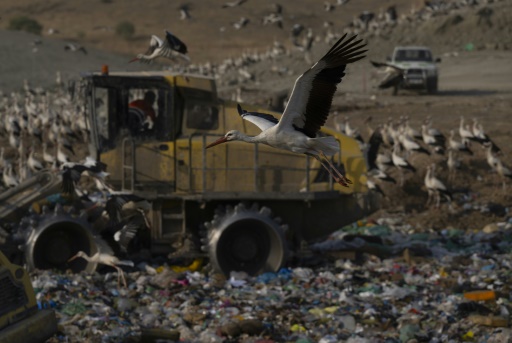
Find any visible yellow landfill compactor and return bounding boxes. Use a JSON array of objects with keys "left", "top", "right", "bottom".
[
  {"left": 80, "top": 69, "right": 378, "bottom": 275},
  {"left": 0, "top": 69, "right": 377, "bottom": 278},
  {"left": 0, "top": 251, "right": 57, "bottom": 343}
]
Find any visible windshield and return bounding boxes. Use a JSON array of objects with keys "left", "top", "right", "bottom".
[{"left": 394, "top": 49, "right": 433, "bottom": 62}]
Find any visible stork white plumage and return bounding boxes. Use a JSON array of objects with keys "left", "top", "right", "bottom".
[
  {"left": 60, "top": 156, "right": 109, "bottom": 195},
  {"left": 342, "top": 116, "right": 363, "bottom": 144},
  {"left": 424, "top": 164, "right": 452, "bottom": 208},
  {"left": 19, "top": 153, "right": 32, "bottom": 182},
  {"left": 369, "top": 60, "right": 404, "bottom": 92},
  {"left": 130, "top": 31, "right": 189, "bottom": 64},
  {"left": 369, "top": 168, "right": 396, "bottom": 184},
  {"left": 57, "top": 141, "right": 71, "bottom": 165},
  {"left": 391, "top": 143, "right": 416, "bottom": 186},
  {"left": 381, "top": 122, "right": 395, "bottom": 147},
  {"left": 399, "top": 132, "right": 430, "bottom": 156},
  {"left": 424, "top": 165, "right": 435, "bottom": 207},
  {"left": 459, "top": 116, "right": 476, "bottom": 145},
  {"left": 448, "top": 130, "right": 473, "bottom": 155},
  {"left": 8, "top": 131, "right": 19, "bottom": 150},
  {"left": 376, "top": 152, "right": 393, "bottom": 171},
  {"left": 472, "top": 118, "right": 501, "bottom": 154},
  {"left": 403, "top": 116, "right": 421, "bottom": 140},
  {"left": 447, "top": 150, "right": 461, "bottom": 182},
  {"left": 425, "top": 116, "right": 444, "bottom": 139},
  {"left": 27, "top": 148, "right": 44, "bottom": 173},
  {"left": 484, "top": 142, "right": 499, "bottom": 172},
  {"left": 2, "top": 164, "right": 19, "bottom": 188},
  {"left": 68, "top": 251, "right": 134, "bottom": 288},
  {"left": 64, "top": 43, "right": 87, "bottom": 54},
  {"left": 42, "top": 143, "right": 56, "bottom": 166},
  {"left": 27, "top": 115, "right": 43, "bottom": 143},
  {"left": 471, "top": 118, "right": 486, "bottom": 141},
  {"left": 0, "top": 148, "right": 6, "bottom": 170},
  {"left": 363, "top": 116, "right": 374, "bottom": 137},
  {"left": 495, "top": 159, "right": 512, "bottom": 190},
  {"left": 421, "top": 124, "right": 444, "bottom": 154},
  {"left": 205, "top": 34, "right": 367, "bottom": 187},
  {"left": 366, "top": 177, "right": 387, "bottom": 198},
  {"left": 179, "top": 4, "right": 191, "bottom": 20},
  {"left": 222, "top": 0, "right": 248, "bottom": 8}
]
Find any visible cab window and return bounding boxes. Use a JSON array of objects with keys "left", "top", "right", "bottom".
[{"left": 185, "top": 103, "right": 219, "bottom": 130}]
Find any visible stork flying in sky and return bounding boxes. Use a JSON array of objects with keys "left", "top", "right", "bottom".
[
  {"left": 130, "top": 30, "right": 189, "bottom": 64},
  {"left": 205, "top": 34, "right": 367, "bottom": 187}
]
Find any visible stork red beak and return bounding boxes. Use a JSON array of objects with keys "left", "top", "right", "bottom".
[
  {"left": 128, "top": 57, "right": 139, "bottom": 63},
  {"left": 206, "top": 137, "right": 228, "bottom": 149},
  {"left": 67, "top": 254, "right": 79, "bottom": 262}
]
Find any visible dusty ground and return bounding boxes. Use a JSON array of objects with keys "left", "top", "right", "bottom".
[
  {"left": 0, "top": 0, "right": 430, "bottom": 63},
  {"left": 1, "top": 0, "right": 512, "bottom": 232}
]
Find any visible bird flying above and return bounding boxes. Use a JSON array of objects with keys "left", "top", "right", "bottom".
[
  {"left": 130, "top": 30, "right": 189, "bottom": 64},
  {"left": 370, "top": 60, "right": 405, "bottom": 89},
  {"left": 105, "top": 192, "right": 149, "bottom": 224},
  {"left": 205, "top": 34, "right": 367, "bottom": 187},
  {"left": 222, "top": 0, "right": 248, "bottom": 8},
  {"left": 61, "top": 157, "right": 108, "bottom": 195},
  {"left": 64, "top": 43, "right": 87, "bottom": 54}
]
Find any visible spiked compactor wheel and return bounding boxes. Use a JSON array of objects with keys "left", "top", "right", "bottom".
[
  {"left": 20, "top": 205, "right": 112, "bottom": 273},
  {"left": 202, "top": 203, "right": 289, "bottom": 276}
]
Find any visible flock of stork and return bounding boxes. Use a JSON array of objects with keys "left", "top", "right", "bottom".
[
  {"left": 120, "top": 25, "right": 510, "bottom": 213},
  {"left": 337, "top": 112, "right": 508, "bottom": 208},
  {"left": 0, "top": 79, "right": 90, "bottom": 190},
  {"left": 142, "top": 0, "right": 503, "bottom": 80}
]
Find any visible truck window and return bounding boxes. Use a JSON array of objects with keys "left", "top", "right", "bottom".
[
  {"left": 185, "top": 103, "right": 219, "bottom": 130},
  {"left": 394, "top": 49, "right": 432, "bottom": 62},
  {"left": 94, "top": 88, "right": 109, "bottom": 142}
]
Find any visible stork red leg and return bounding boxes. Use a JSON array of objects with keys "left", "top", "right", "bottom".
[
  {"left": 319, "top": 151, "right": 352, "bottom": 185},
  {"left": 312, "top": 155, "right": 349, "bottom": 187},
  {"left": 112, "top": 265, "right": 127, "bottom": 289}
]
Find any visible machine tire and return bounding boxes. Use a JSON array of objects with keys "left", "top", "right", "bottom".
[
  {"left": 202, "top": 203, "right": 289, "bottom": 276},
  {"left": 21, "top": 205, "right": 112, "bottom": 273},
  {"left": 427, "top": 79, "right": 438, "bottom": 94}
]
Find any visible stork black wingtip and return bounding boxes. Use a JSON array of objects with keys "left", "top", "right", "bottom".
[{"left": 237, "top": 103, "right": 246, "bottom": 115}]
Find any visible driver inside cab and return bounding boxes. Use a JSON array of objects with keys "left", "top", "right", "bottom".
[{"left": 128, "top": 90, "right": 156, "bottom": 134}]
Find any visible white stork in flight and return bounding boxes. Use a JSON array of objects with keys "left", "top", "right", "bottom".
[
  {"left": 205, "top": 34, "right": 367, "bottom": 187},
  {"left": 130, "top": 30, "right": 189, "bottom": 64}
]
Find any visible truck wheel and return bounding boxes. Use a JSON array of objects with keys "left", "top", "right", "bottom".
[
  {"left": 21, "top": 205, "right": 112, "bottom": 273},
  {"left": 202, "top": 203, "right": 289, "bottom": 276},
  {"left": 427, "top": 80, "right": 438, "bottom": 94}
]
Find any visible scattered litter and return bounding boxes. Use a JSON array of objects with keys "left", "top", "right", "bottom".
[{"left": 28, "top": 216, "right": 512, "bottom": 342}]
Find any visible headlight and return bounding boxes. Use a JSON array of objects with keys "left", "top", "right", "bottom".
[{"left": 426, "top": 69, "right": 437, "bottom": 76}]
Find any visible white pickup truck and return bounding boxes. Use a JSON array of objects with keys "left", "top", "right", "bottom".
[{"left": 388, "top": 46, "right": 441, "bottom": 94}]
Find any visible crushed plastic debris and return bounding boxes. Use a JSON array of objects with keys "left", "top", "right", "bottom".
[{"left": 29, "top": 217, "right": 512, "bottom": 342}]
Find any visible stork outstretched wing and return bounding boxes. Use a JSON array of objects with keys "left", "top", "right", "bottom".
[
  {"left": 278, "top": 34, "right": 367, "bottom": 138},
  {"left": 237, "top": 104, "right": 279, "bottom": 132}
]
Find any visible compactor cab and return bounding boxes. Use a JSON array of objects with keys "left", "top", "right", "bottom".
[
  {"left": 82, "top": 70, "right": 377, "bottom": 276},
  {"left": 84, "top": 71, "right": 218, "bottom": 193}
]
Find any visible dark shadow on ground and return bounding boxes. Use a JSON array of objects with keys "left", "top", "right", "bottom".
[
  {"left": 434, "top": 89, "right": 498, "bottom": 96},
  {"left": 391, "top": 89, "right": 498, "bottom": 97}
]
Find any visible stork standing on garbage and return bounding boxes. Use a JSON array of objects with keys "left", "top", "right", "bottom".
[{"left": 68, "top": 251, "right": 134, "bottom": 288}]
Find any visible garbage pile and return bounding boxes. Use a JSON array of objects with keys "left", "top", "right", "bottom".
[{"left": 32, "top": 216, "right": 512, "bottom": 343}]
